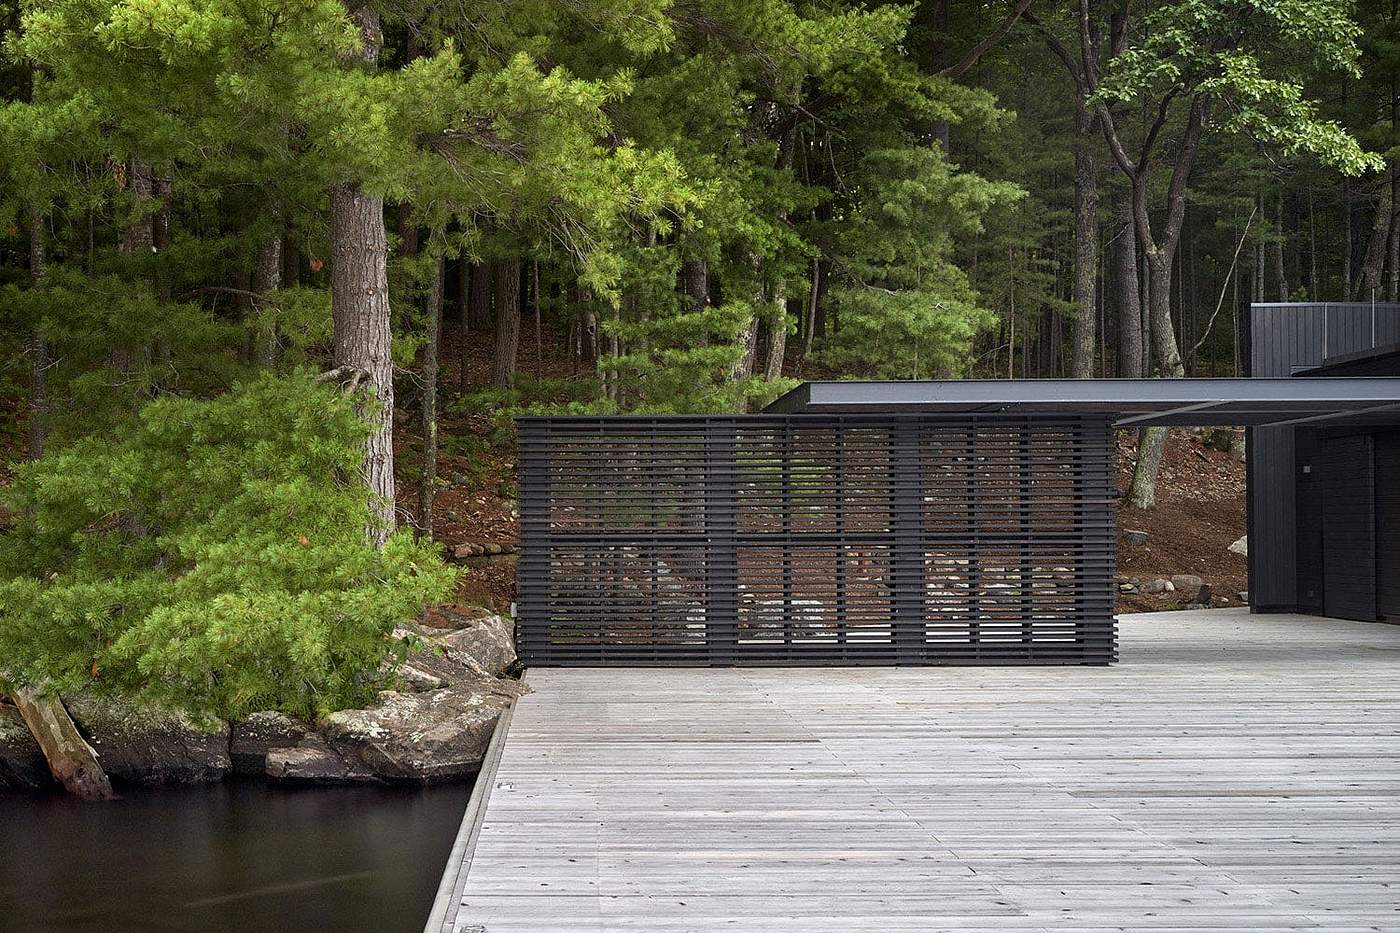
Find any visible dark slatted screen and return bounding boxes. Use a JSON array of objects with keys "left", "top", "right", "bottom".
[{"left": 518, "top": 415, "right": 1116, "bottom": 666}]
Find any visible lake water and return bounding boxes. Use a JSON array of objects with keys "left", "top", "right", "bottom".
[{"left": 0, "top": 780, "right": 470, "bottom": 932}]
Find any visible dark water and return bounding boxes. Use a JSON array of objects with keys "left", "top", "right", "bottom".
[{"left": 0, "top": 780, "right": 470, "bottom": 933}]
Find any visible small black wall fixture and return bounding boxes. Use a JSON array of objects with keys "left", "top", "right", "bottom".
[{"left": 517, "top": 414, "right": 1117, "bottom": 666}]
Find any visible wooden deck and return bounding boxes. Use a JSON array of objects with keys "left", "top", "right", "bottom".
[{"left": 434, "top": 610, "right": 1400, "bottom": 932}]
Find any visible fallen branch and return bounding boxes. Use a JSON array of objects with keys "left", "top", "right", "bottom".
[{"left": 13, "top": 688, "right": 113, "bottom": 800}]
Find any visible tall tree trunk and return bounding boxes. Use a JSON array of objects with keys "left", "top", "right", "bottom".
[
  {"left": 468, "top": 261, "right": 492, "bottom": 330},
  {"left": 681, "top": 257, "right": 709, "bottom": 348},
  {"left": 731, "top": 263, "right": 762, "bottom": 382},
  {"left": 1069, "top": 102, "right": 1099, "bottom": 378},
  {"left": 493, "top": 259, "right": 521, "bottom": 389},
  {"left": 1115, "top": 193, "right": 1143, "bottom": 379},
  {"left": 1389, "top": 197, "right": 1400, "bottom": 303},
  {"left": 122, "top": 159, "right": 155, "bottom": 255},
  {"left": 1274, "top": 189, "right": 1288, "bottom": 301},
  {"left": 763, "top": 282, "right": 787, "bottom": 380},
  {"left": 330, "top": 178, "right": 395, "bottom": 545},
  {"left": 329, "top": 0, "right": 394, "bottom": 547},
  {"left": 282, "top": 238, "right": 301, "bottom": 288},
  {"left": 801, "top": 258, "right": 821, "bottom": 361},
  {"left": 1356, "top": 172, "right": 1394, "bottom": 301},
  {"left": 533, "top": 260, "right": 543, "bottom": 376},
  {"left": 1126, "top": 252, "right": 1186, "bottom": 510},
  {"left": 418, "top": 255, "right": 444, "bottom": 539},
  {"left": 252, "top": 237, "right": 282, "bottom": 368},
  {"left": 28, "top": 205, "right": 49, "bottom": 461}
]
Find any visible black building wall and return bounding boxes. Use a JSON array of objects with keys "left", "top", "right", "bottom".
[{"left": 1248, "top": 302, "right": 1400, "bottom": 616}]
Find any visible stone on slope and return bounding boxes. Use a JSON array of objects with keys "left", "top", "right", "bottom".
[
  {"left": 1229, "top": 535, "right": 1248, "bottom": 556},
  {"left": 1170, "top": 574, "right": 1205, "bottom": 598},
  {"left": 64, "top": 693, "right": 231, "bottom": 785}
]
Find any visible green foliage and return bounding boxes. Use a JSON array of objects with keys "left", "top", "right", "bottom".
[
  {"left": 1094, "top": 0, "right": 1382, "bottom": 176},
  {"left": 0, "top": 372, "right": 456, "bottom": 720},
  {"left": 816, "top": 148, "right": 1020, "bottom": 378}
]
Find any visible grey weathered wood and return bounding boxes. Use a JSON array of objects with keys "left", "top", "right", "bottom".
[{"left": 438, "top": 610, "right": 1400, "bottom": 932}]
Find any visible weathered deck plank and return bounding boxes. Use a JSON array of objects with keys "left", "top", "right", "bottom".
[{"left": 438, "top": 610, "right": 1400, "bottom": 932}]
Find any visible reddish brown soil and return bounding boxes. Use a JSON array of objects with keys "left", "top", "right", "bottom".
[{"left": 1113, "top": 430, "right": 1247, "bottom": 613}]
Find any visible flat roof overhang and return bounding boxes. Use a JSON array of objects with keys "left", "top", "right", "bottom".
[{"left": 765, "top": 378, "right": 1400, "bottom": 428}]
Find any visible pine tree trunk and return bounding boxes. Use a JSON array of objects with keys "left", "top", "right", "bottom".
[
  {"left": 282, "top": 238, "right": 301, "bottom": 288},
  {"left": 763, "top": 282, "right": 787, "bottom": 380},
  {"left": 418, "top": 255, "right": 444, "bottom": 539},
  {"left": 252, "top": 238, "right": 282, "bottom": 368},
  {"left": 28, "top": 205, "right": 48, "bottom": 461},
  {"left": 1274, "top": 189, "right": 1288, "bottom": 301},
  {"left": 1389, "top": 197, "right": 1399, "bottom": 303},
  {"left": 328, "top": 3, "right": 395, "bottom": 546},
  {"left": 468, "top": 262, "right": 492, "bottom": 330},
  {"left": 1115, "top": 194, "right": 1143, "bottom": 379},
  {"left": 1069, "top": 102, "right": 1099, "bottom": 378},
  {"left": 330, "top": 181, "right": 395, "bottom": 545},
  {"left": 801, "top": 258, "right": 821, "bottom": 361},
  {"left": 681, "top": 257, "right": 709, "bottom": 348},
  {"left": 533, "top": 260, "right": 543, "bottom": 375},
  {"left": 122, "top": 159, "right": 154, "bottom": 255},
  {"left": 493, "top": 259, "right": 521, "bottom": 389}
]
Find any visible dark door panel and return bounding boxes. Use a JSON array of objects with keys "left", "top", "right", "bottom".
[{"left": 1320, "top": 432, "right": 1376, "bottom": 622}]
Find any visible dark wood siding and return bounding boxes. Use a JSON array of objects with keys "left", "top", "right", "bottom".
[
  {"left": 1377, "top": 431, "right": 1400, "bottom": 621},
  {"left": 1247, "top": 302, "right": 1400, "bottom": 611},
  {"left": 1293, "top": 429, "right": 1323, "bottom": 613},
  {"left": 1319, "top": 432, "right": 1376, "bottom": 622}
]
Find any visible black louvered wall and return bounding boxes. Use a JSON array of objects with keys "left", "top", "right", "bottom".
[{"left": 518, "top": 415, "right": 1117, "bottom": 666}]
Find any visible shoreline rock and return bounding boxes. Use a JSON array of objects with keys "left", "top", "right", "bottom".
[
  {"left": 0, "top": 707, "right": 51, "bottom": 790},
  {"left": 4, "top": 612, "right": 525, "bottom": 794},
  {"left": 64, "top": 693, "right": 232, "bottom": 786}
]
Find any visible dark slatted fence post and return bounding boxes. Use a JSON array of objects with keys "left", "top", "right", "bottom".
[
  {"left": 891, "top": 419, "right": 925, "bottom": 664},
  {"left": 1076, "top": 416, "right": 1117, "bottom": 663},
  {"left": 706, "top": 419, "right": 739, "bottom": 665}
]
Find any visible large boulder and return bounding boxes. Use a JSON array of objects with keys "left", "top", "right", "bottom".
[
  {"left": 392, "top": 614, "right": 517, "bottom": 689},
  {"left": 64, "top": 693, "right": 230, "bottom": 786},
  {"left": 230, "top": 712, "right": 308, "bottom": 776},
  {"left": 434, "top": 614, "right": 517, "bottom": 677},
  {"left": 1170, "top": 574, "right": 1205, "bottom": 598},
  {"left": 319, "top": 677, "right": 525, "bottom": 784},
  {"left": 0, "top": 707, "right": 51, "bottom": 790}
]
